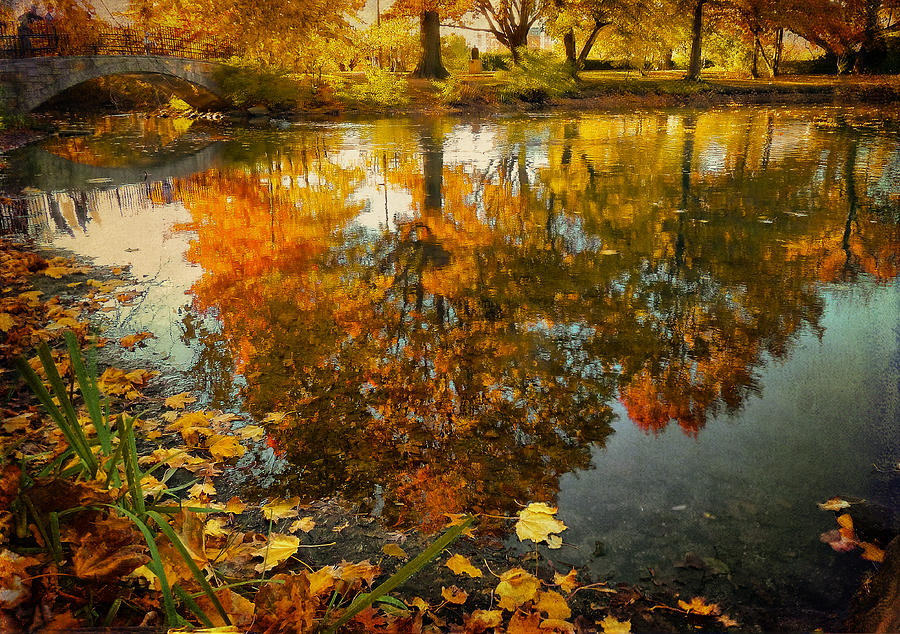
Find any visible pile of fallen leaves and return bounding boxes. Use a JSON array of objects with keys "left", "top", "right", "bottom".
[{"left": 1, "top": 241, "right": 746, "bottom": 633}]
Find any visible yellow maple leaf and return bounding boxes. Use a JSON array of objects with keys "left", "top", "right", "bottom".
[
  {"left": 441, "top": 585, "right": 468, "bottom": 605},
  {"left": 261, "top": 498, "right": 301, "bottom": 521},
  {"left": 18, "top": 290, "right": 42, "bottom": 303},
  {"left": 0, "top": 313, "right": 15, "bottom": 332},
  {"left": 554, "top": 568, "right": 578, "bottom": 593},
  {"left": 678, "top": 597, "right": 720, "bottom": 615},
  {"left": 445, "top": 553, "right": 482, "bottom": 578},
  {"left": 599, "top": 615, "right": 632, "bottom": 633},
  {"left": 253, "top": 534, "right": 299, "bottom": 572},
  {"left": 289, "top": 517, "right": 316, "bottom": 534},
  {"left": 382, "top": 543, "right": 407, "bottom": 559},
  {"left": 516, "top": 502, "right": 567, "bottom": 547},
  {"left": 165, "top": 392, "right": 197, "bottom": 409},
  {"left": 207, "top": 435, "right": 246, "bottom": 461},
  {"left": 204, "top": 518, "right": 230, "bottom": 538},
  {"left": 496, "top": 567, "right": 541, "bottom": 611},
  {"left": 188, "top": 480, "right": 217, "bottom": 500},
  {"left": 535, "top": 590, "right": 571, "bottom": 620}
]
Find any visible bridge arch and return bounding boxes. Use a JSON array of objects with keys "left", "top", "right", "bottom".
[{"left": 1, "top": 55, "right": 227, "bottom": 112}]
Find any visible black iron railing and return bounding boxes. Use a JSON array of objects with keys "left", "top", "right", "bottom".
[{"left": 0, "top": 21, "right": 235, "bottom": 60}]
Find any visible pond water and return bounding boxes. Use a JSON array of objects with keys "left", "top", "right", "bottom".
[{"left": 2, "top": 108, "right": 899, "bottom": 628}]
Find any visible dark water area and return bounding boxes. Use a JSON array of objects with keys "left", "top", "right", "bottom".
[{"left": 1, "top": 108, "right": 898, "bottom": 629}]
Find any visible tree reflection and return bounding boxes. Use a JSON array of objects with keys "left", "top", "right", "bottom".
[{"left": 168, "top": 114, "right": 898, "bottom": 529}]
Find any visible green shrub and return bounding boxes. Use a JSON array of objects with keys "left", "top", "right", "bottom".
[
  {"left": 332, "top": 68, "right": 410, "bottom": 108},
  {"left": 496, "top": 49, "right": 578, "bottom": 103},
  {"left": 441, "top": 33, "right": 471, "bottom": 73},
  {"left": 433, "top": 76, "right": 496, "bottom": 107},
  {"left": 480, "top": 52, "right": 511, "bottom": 71},
  {"left": 213, "top": 60, "right": 309, "bottom": 109}
]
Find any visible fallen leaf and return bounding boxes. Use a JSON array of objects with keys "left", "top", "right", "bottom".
[
  {"left": 554, "top": 569, "right": 578, "bottom": 593},
  {"left": 253, "top": 534, "right": 300, "bottom": 572},
  {"left": 717, "top": 614, "right": 740, "bottom": 628},
  {"left": 536, "top": 590, "right": 571, "bottom": 620},
  {"left": 818, "top": 497, "right": 852, "bottom": 511},
  {"left": 466, "top": 609, "right": 503, "bottom": 632},
  {"left": 382, "top": 543, "right": 407, "bottom": 559},
  {"left": 289, "top": 517, "right": 316, "bottom": 534},
  {"left": 2, "top": 413, "right": 32, "bottom": 433},
  {"left": 599, "top": 615, "right": 632, "bottom": 633},
  {"left": 237, "top": 425, "right": 264, "bottom": 441},
  {"left": 446, "top": 553, "right": 482, "bottom": 578},
  {"left": 261, "top": 498, "right": 301, "bottom": 521},
  {"left": 539, "top": 618, "right": 576, "bottom": 632},
  {"left": 859, "top": 541, "right": 885, "bottom": 562},
  {"left": 165, "top": 392, "right": 197, "bottom": 409},
  {"left": 516, "top": 502, "right": 567, "bottom": 546},
  {"left": 678, "top": 597, "right": 720, "bottom": 616},
  {"left": 495, "top": 567, "right": 541, "bottom": 611},
  {"left": 207, "top": 434, "right": 246, "bottom": 461},
  {"left": 0, "top": 548, "right": 42, "bottom": 608},
  {"left": 70, "top": 515, "right": 148, "bottom": 580},
  {"left": 120, "top": 332, "right": 155, "bottom": 349},
  {"left": 0, "top": 313, "right": 14, "bottom": 332},
  {"left": 441, "top": 585, "right": 468, "bottom": 605}
]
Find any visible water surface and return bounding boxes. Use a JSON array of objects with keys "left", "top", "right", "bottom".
[{"left": 2, "top": 108, "right": 898, "bottom": 627}]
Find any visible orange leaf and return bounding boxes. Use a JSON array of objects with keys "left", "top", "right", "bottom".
[{"left": 441, "top": 585, "right": 468, "bottom": 604}]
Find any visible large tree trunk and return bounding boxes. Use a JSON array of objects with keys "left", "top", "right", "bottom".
[
  {"left": 563, "top": 28, "right": 576, "bottom": 69},
  {"left": 412, "top": 10, "right": 449, "bottom": 79},
  {"left": 686, "top": 0, "right": 705, "bottom": 80},
  {"left": 771, "top": 28, "right": 783, "bottom": 75},
  {"left": 854, "top": 0, "right": 886, "bottom": 73}
]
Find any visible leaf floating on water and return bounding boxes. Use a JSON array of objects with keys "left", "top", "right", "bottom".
[
  {"left": 381, "top": 543, "right": 407, "bottom": 559},
  {"left": 261, "top": 497, "right": 301, "bottom": 521},
  {"left": 677, "top": 596, "right": 720, "bottom": 616},
  {"left": 164, "top": 391, "right": 197, "bottom": 409},
  {"left": 120, "top": 332, "right": 155, "bottom": 349},
  {"left": 515, "top": 502, "right": 567, "bottom": 547},
  {"left": 859, "top": 541, "right": 885, "bottom": 562},
  {"left": 445, "top": 553, "right": 481, "bottom": 578},
  {"left": 818, "top": 497, "right": 852, "bottom": 511},
  {"left": 253, "top": 534, "right": 300, "bottom": 572}
]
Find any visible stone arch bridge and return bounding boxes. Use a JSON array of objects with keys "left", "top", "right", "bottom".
[{"left": 1, "top": 55, "right": 227, "bottom": 112}]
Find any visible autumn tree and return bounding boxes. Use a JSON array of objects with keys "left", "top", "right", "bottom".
[
  {"left": 128, "top": 0, "right": 363, "bottom": 68},
  {"left": 387, "top": 0, "right": 469, "bottom": 78}
]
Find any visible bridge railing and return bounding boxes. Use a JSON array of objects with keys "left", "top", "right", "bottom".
[{"left": 0, "top": 22, "right": 235, "bottom": 60}]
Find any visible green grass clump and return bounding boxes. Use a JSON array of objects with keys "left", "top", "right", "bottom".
[
  {"left": 496, "top": 50, "right": 578, "bottom": 103},
  {"left": 333, "top": 68, "right": 410, "bottom": 108}
]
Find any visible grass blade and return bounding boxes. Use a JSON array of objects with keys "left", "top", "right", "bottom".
[
  {"left": 324, "top": 514, "right": 475, "bottom": 634},
  {"left": 113, "top": 505, "right": 182, "bottom": 627},
  {"left": 147, "top": 510, "right": 232, "bottom": 626},
  {"left": 120, "top": 415, "right": 145, "bottom": 517},
  {"left": 173, "top": 583, "right": 215, "bottom": 628},
  {"left": 65, "top": 331, "right": 110, "bottom": 453}
]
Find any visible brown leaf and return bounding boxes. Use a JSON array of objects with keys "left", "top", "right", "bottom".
[
  {"left": 0, "top": 548, "right": 42, "bottom": 609},
  {"left": 71, "top": 515, "right": 149, "bottom": 581},
  {"left": 441, "top": 585, "right": 468, "bottom": 604}
]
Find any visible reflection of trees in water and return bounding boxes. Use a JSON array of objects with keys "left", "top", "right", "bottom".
[{"left": 167, "top": 112, "right": 898, "bottom": 529}]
